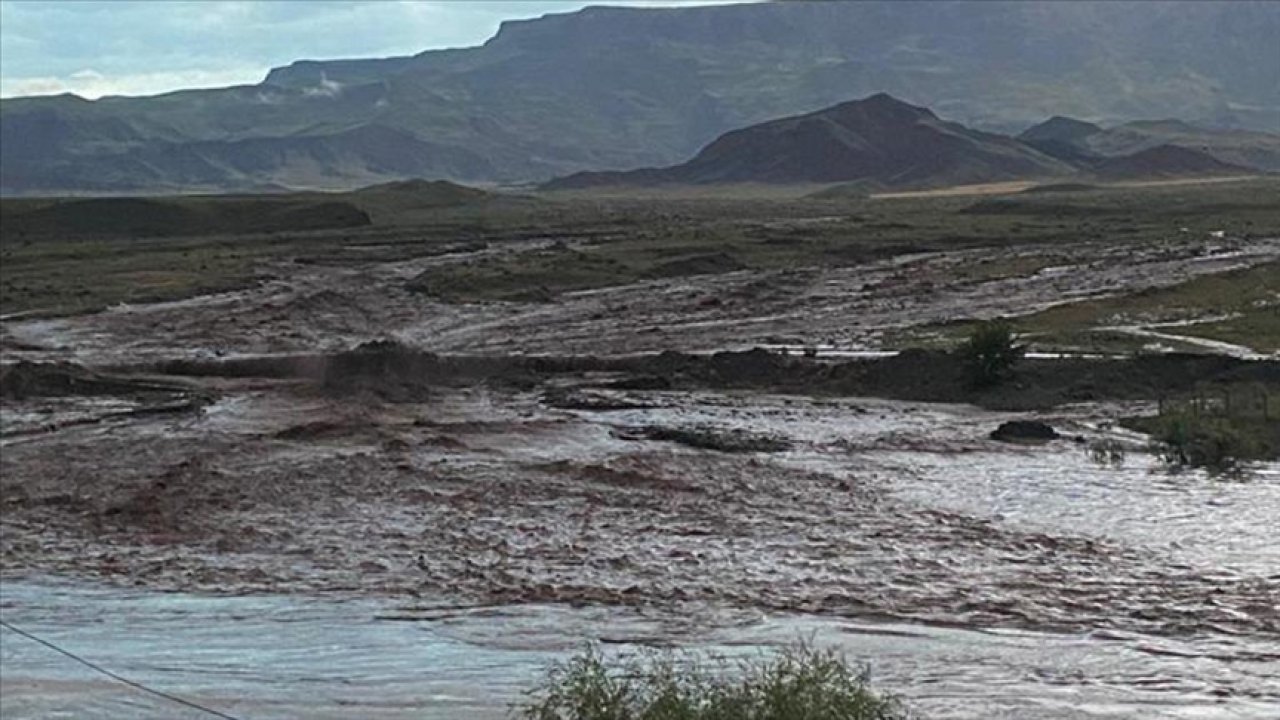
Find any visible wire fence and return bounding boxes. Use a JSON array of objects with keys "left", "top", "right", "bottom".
[
  {"left": 1158, "top": 385, "right": 1275, "bottom": 421},
  {"left": 0, "top": 619, "right": 245, "bottom": 720}
]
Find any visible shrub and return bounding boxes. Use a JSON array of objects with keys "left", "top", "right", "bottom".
[
  {"left": 520, "top": 643, "right": 909, "bottom": 720},
  {"left": 1088, "top": 438, "right": 1127, "bottom": 467},
  {"left": 958, "top": 319, "right": 1023, "bottom": 387},
  {"left": 1149, "top": 411, "right": 1255, "bottom": 473}
]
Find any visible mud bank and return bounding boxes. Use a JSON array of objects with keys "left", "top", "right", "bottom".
[{"left": 136, "top": 341, "right": 1280, "bottom": 411}]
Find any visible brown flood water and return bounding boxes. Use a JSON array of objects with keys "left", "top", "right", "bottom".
[{"left": 2, "top": 385, "right": 1278, "bottom": 719}]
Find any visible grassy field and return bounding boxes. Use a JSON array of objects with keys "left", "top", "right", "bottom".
[
  {"left": 902, "top": 261, "right": 1279, "bottom": 354},
  {"left": 3, "top": 177, "right": 1278, "bottom": 322}
]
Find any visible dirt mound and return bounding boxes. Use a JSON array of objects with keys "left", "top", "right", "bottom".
[{"left": 318, "top": 340, "right": 442, "bottom": 401}]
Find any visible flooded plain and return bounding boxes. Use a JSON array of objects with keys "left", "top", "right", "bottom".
[
  {"left": 2, "top": 378, "right": 1278, "bottom": 718},
  {"left": 2, "top": 227, "right": 1278, "bottom": 718}
]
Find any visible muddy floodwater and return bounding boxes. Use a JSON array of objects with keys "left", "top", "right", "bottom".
[
  {"left": 3, "top": 570, "right": 1277, "bottom": 720},
  {"left": 3, "top": 385, "right": 1278, "bottom": 719},
  {"left": 2, "top": 231, "right": 1278, "bottom": 718}
]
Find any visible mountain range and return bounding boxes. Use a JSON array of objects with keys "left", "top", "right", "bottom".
[
  {"left": 1018, "top": 117, "right": 1280, "bottom": 174},
  {"left": 546, "top": 94, "right": 1264, "bottom": 191},
  {"left": 2, "top": 0, "right": 1278, "bottom": 195}
]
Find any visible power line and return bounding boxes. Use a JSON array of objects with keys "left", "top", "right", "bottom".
[{"left": 0, "top": 618, "right": 245, "bottom": 720}]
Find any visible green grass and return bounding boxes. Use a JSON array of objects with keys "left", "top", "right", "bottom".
[
  {"left": 1126, "top": 412, "right": 1279, "bottom": 469},
  {"left": 898, "top": 260, "right": 1280, "bottom": 355},
  {"left": 520, "top": 643, "right": 908, "bottom": 720},
  {"left": 1122, "top": 383, "right": 1280, "bottom": 467},
  {"left": 1174, "top": 307, "right": 1280, "bottom": 354}
]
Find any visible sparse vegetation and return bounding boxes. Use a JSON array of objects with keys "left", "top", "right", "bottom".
[
  {"left": 1088, "top": 438, "right": 1128, "bottom": 467},
  {"left": 5, "top": 177, "right": 1277, "bottom": 315},
  {"left": 904, "top": 259, "right": 1280, "bottom": 356},
  {"left": 520, "top": 644, "right": 909, "bottom": 720},
  {"left": 1142, "top": 411, "right": 1256, "bottom": 472},
  {"left": 1122, "top": 385, "right": 1279, "bottom": 471},
  {"left": 959, "top": 319, "right": 1023, "bottom": 387}
]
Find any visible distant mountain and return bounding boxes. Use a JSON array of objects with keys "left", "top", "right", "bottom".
[
  {"left": 1091, "top": 145, "right": 1251, "bottom": 180},
  {"left": 2, "top": 0, "right": 1278, "bottom": 195},
  {"left": 1019, "top": 117, "right": 1104, "bottom": 145},
  {"left": 1020, "top": 117, "right": 1280, "bottom": 172},
  {"left": 546, "top": 94, "right": 1073, "bottom": 189}
]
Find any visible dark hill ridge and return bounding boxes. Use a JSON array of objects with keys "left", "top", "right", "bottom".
[
  {"left": 1091, "top": 145, "right": 1251, "bottom": 180},
  {"left": 3, "top": 0, "right": 1279, "bottom": 195},
  {"left": 1018, "top": 116, "right": 1103, "bottom": 145},
  {"left": 1020, "top": 116, "right": 1280, "bottom": 172},
  {"left": 546, "top": 94, "right": 1075, "bottom": 189},
  {"left": 0, "top": 179, "right": 496, "bottom": 238},
  {"left": 1, "top": 196, "right": 371, "bottom": 238}
]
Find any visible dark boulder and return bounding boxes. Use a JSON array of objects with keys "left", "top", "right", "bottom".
[{"left": 991, "top": 420, "right": 1059, "bottom": 442}]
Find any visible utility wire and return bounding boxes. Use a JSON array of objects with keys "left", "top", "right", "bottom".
[{"left": 0, "top": 618, "right": 245, "bottom": 720}]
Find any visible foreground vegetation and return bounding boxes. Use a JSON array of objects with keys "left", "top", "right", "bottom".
[{"left": 521, "top": 644, "right": 908, "bottom": 720}]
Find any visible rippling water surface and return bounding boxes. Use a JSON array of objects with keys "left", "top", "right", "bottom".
[
  {"left": 3, "top": 395, "right": 1277, "bottom": 719},
  {"left": 3, "top": 575, "right": 1277, "bottom": 720}
]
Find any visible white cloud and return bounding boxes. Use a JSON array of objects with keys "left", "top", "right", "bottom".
[
  {"left": 0, "top": 67, "right": 266, "bottom": 99},
  {"left": 0, "top": 0, "right": 762, "bottom": 100},
  {"left": 301, "top": 73, "right": 344, "bottom": 99}
]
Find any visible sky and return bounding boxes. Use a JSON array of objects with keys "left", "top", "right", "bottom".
[{"left": 0, "top": 0, "right": 749, "bottom": 99}]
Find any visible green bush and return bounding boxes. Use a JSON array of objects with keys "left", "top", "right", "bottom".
[
  {"left": 1149, "top": 411, "right": 1258, "bottom": 472},
  {"left": 520, "top": 643, "right": 908, "bottom": 720},
  {"left": 959, "top": 319, "right": 1023, "bottom": 387}
]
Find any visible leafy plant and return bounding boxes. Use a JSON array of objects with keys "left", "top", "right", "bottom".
[
  {"left": 1148, "top": 411, "right": 1256, "bottom": 473},
  {"left": 520, "top": 643, "right": 909, "bottom": 720},
  {"left": 959, "top": 319, "right": 1024, "bottom": 387}
]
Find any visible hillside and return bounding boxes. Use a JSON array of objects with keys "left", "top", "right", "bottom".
[
  {"left": 1091, "top": 145, "right": 1252, "bottom": 180},
  {"left": 0, "top": 179, "right": 496, "bottom": 238},
  {"left": 546, "top": 94, "right": 1073, "bottom": 189},
  {"left": 2, "top": 0, "right": 1278, "bottom": 195},
  {"left": 1020, "top": 117, "right": 1280, "bottom": 172}
]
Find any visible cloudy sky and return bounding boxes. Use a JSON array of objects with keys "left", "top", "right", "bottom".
[{"left": 0, "top": 0, "right": 747, "bottom": 99}]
